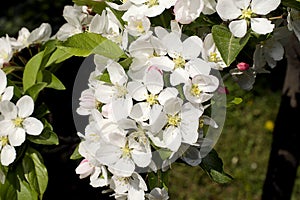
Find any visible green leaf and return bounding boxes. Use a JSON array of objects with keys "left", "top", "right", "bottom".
[
  {"left": 25, "top": 82, "right": 48, "bottom": 101},
  {"left": 22, "top": 147, "right": 48, "bottom": 199},
  {"left": 45, "top": 48, "right": 73, "bottom": 67},
  {"left": 70, "top": 145, "right": 82, "bottom": 160},
  {"left": 157, "top": 149, "right": 173, "bottom": 160},
  {"left": 231, "top": 97, "right": 243, "bottom": 105},
  {"left": 212, "top": 25, "right": 251, "bottom": 66},
  {"left": 57, "top": 32, "right": 124, "bottom": 59},
  {"left": 23, "top": 51, "right": 45, "bottom": 92},
  {"left": 147, "top": 170, "right": 169, "bottom": 190},
  {"left": 282, "top": 0, "right": 300, "bottom": 10},
  {"left": 200, "top": 149, "right": 233, "bottom": 184},
  {"left": 73, "top": 0, "right": 106, "bottom": 14}
]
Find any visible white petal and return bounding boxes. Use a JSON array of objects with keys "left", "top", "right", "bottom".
[
  {"left": 182, "top": 36, "right": 203, "bottom": 59},
  {"left": 0, "top": 120, "right": 14, "bottom": 134},
  {"left": 1, "top": 145, "right": 16, "bottom": 166},
  {"left": 251, "top": 0, "right": 281, "bottom": 15},
  {"left": 266, "top": 41, "right": 284, "bottom": 61},
  {"left": 127, "top": 81, "right": 147, "bottom": 101},
  {"left": 95, "top": 84, "right": 115, "bottom": 104},
  {"left": 229, "top": 20, "right": 247, "bottom": 38},
  {"left": 216, "top": 0, "right": 242, "bottom": 20},
  {"left": 16, "top": 95, "right": 34, "bottom": 118},
  {"left": 170, "top": 68, "right": 189, "bottom": 86},
  {"left": 8, "top": 127, "right": 26, "bottom": 146},
  {"left": 149, "top": 56, "right": 174, "bottom": 71},
  {"left": 145, "top": 67, "right": 163, "bottom": 94},
  {"left": 157, "top": 87, "right": 178, "bottom": 105},
  {"left": 185, "top": 58, "right": 211, "bottom": 77},
  {"left": 163, "top": 127, "right": 181, "bottom": 152},
  {"left": 22, "top": 117, "right": 44, "bottom": 135},
  {"left": 162, "top": 32, "right": 183, "bottom": 57},
  {"left": 96, "top": 144, "right": 122, "bottom": 165},
  {"left": 130, "top": 102, "right": 150, "bottom": 122},
  {"left": 0, "top": 101, "right": 17, "bottom": 120},
  {"left": 112, "top": 96, "right": 133, "bottom": 121},
  {"left": 107, "top": 61, "right": 128, "bottom": 85},
  {"left": 0, "top": 70, "right": 7, "bottom": 94},
  {"left": 109, "top": 157, "right": 135, "bottom": 177},
  {"left": 1, "top": 86, "right": 14, "bottom": 101},
  {"left": 163, "top": 98, "right": 182, "bottom": 115},
  {"left": 131, "top": 149, "right": 151, "bottom": 167},
  {"left": 251, "top": 18, "right": 274, "bottom": 35}
]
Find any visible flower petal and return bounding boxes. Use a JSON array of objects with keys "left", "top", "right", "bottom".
[
  {"left": 1, "top": 145, "right": 16, "bottom": 166},
  {"left": 8, "top": 127, "right": 26, "bottom": 146},
  {"left": 182, "top": 36, "right": 203, "bottom": 59},
  {"left": 229, "top": 19, "right": 247, "bottom": 38},
  {"left": 2, "top": 86, "right": 14, "bottom": 101},
  {"left": 251, "top": 18, "right": 274, "bottom": 35},
  {"left": 22, "top": 117, "right": 43, "bottom": 135},
  {"left": 145, "top": 67, "right": 164, "bottom": 94},
  {"left": 127, "top": 81, "right": 147, "bottom": 101},
  {"left": 216, "top": 0, "right": 242, "bottom": 20},
  {"left": 17, "top": 95, "right": 34, "bottom": 118},
  {"left": 0, "top": 100, "right": 17, "bottom": 120},
  {"left": 109, "top": 157, "right": 135, "bottom": 177},
  {"left": 0, "top": 70, "right": 7, "bottom": 94},
  {"left": 251, "top": 0, "right": 281, "bottom": 15},
  {"left": 163, "top": 126, "right": 181, "bottom": 152}
]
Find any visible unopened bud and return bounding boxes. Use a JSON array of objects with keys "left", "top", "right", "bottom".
[{"left": 237, "top": 62, "right": 249, "bottom": 71}]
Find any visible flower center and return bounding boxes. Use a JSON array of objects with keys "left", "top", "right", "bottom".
[
  {"left": 173, "top": 55, "right": 186, "bottom": 69},
  {"left": 95, "top": 100, "right": 102, "bottom": 111},
  {"left": 199, "top": 118, "right": 204, "bottom": 129},
  {"left": 241, "top": 8, "right": 253, "bottom": 19},
  {"left": 0, "top": 136, "right": 8, "bottom": 146},
  {"left": 208, "top": 52, "right": 220, "bottom": 63},
  {"left": 121, "top": 144, "right": 132, "bottom": 158},
  {"left": 13, "top": 117, "right": 24, "bottom": 127},
  {"left": 190, "top": 84, "right": 202, "bottom": 97},
  {"left": 167, "top": 114, "right": 181, "bottom": 127},
  {"left": 146, "top": 94, "right": 158, "bottom": 106},
  {"left": 115, "top": 84, "right": 128, "bottom": 98},
  {"left": 135, "top": 21, "right": 145, "bottom": 33},
  {"left": 147, "top": 0, "right": 159, "bottom": 7}
]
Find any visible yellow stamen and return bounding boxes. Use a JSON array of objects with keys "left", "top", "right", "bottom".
[
  {"left": 208, "top": 52, "right": 220, "bottom": 63},
  {"left": 146, "top": 94, "right": 158, "bottom": 106},
  {"left": 121, "top": 144, "right": 132, "bottom": 158},
  {"left": 191, "top": 84, "right": 202, "bottom": 97},
  {"left": 147, "top": 0, "right": 159, "bottom": 7},
  {"left": 173, "top": 55, "right": 186, "bottom": 69},
  {"left": 167, "top": 114, "right": 181, "bottom": 127},
  {"left": 13, "top": 117, "right": 24, "bottom": 127},
  {"left": 241, "top": 8, "right": 253, "bottom": 19},
  {"left": 0, "top": 136, "right": 8, "bottom": 146},
  {"left": 135, "top": 21, "right": 145, "bottom": 33}
]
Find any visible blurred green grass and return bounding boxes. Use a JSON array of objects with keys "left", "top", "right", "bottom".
[{"left": 168, "top": 75, "right": 300, "bottom": 200}]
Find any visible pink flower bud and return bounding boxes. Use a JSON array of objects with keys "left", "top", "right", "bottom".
[{"left": 237, "top": 62, "right": 250, "bottom": 71}]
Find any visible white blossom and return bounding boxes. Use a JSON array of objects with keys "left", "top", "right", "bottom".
[
  {"left": 146, "top": 187, "right": 169, "bottom": 200},
  {"left": 216, "top": 0, "right": 281, "bottom": 37},
  {"left": 0, "top": 69, "right": 13, "bottom": 103},
  {"left": 0, "top": 36, "right": 13, "bottom": 68},
  {"left": 174, "top": 0, "right": 204, "bottom": 24}
]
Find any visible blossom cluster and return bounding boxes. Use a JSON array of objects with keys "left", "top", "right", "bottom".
[{"left": 0, "top": 69, "right": 43, "bottom": 166}]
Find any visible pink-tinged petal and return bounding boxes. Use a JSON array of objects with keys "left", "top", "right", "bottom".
[
  {"left": 2, "top": 86, "right": 14, "bottom": 101},
  {"left": 0, "top": 101, "right": 17, "bottom": 120},
  {"left": 216, "top": 0, "right": 242, "bottom": 20},
  {"left": 8, "top": 127, "right": 25, "bottom": 146},
  {"left": 1, "top": 145, "right": 16, "bottom": 166},
  {"left": 251, "top": 0, "right": 280, "bottom": 15},
  {"left": 229, "top": 19, "right": 247, "bottom": 38},
  {"left": 251, "top": 18, "right": 274, "bottom": 35},
  {"left": 22, "top": 117, "right": 43, "bottom": 136},
  {"left": 75, "top": 159, "right": 94, "bottom": 179},
  {"left": 183, "top": 36, "right": 203, "bottom": 59},
  {"left": 16, "top": 95, "right": 34, "bottom": 118},
  {"left": 0, "top": 70, "right": 7, "bottom": 94}
]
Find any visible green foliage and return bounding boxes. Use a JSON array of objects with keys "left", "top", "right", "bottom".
[
  {"left": 200, "top": 149, "right": 233, "bottom": 184},
  {"left": 147, "top": 170, "right": 169, "bottom": 191},
  {"left": 73, "top": 0, "right": 107, "bottom": 15},
  {"left": 0, "top": 147, "right": 48, "bottom": 200},
  {"left": 282, "top": 0, "right": 300, "bottom": 11},
  {"left": 57, "top": 32, "right": 125, "bottom": 59},
  {"left": 70, "top": 145, "right": 82, "bottom": 160},
  {"left": 212, "top": 25, "right": 251, "bottom": 66}
]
